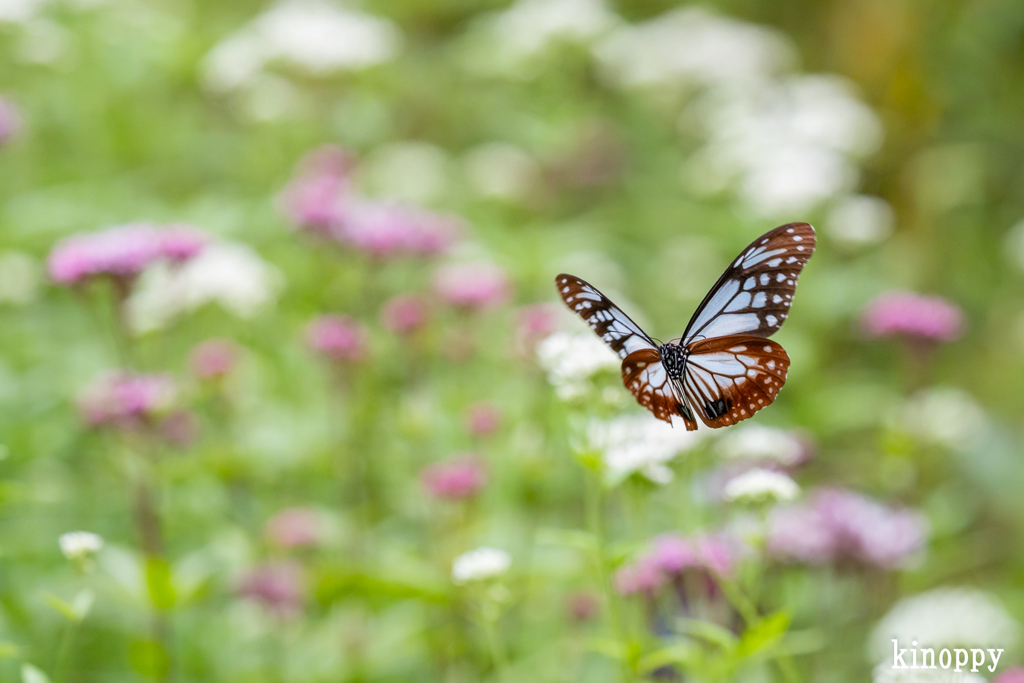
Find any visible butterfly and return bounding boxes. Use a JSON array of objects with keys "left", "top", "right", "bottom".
[{"left": 555, "top": 223, "right": 815, "bottom": 430}]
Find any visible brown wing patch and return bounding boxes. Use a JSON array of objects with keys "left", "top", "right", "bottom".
[
  {"left": 681, "top": 335, "right": 790, "bottom": 428},
  {"left": 621, "top": 349, "right": 698, "bottom": 430}
]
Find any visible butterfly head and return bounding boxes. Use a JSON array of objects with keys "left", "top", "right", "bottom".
[{"left": 658, "top": 344, "right": 686, "bottom": 380}]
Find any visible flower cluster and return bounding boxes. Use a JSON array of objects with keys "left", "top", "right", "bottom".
[
  {"left": 77, "top": 372, "right": 176, "bottom": 428},
  {"left": 615, "top": 533, "right": 736, "bottom": 597},
  {"left": 868, "top": 587, "right": 1021, "bottom": 665},
  {"left": 536, "top": 331, "right": 619, "bottom": 400},
  {"left": 452, "top": 546, "right": 511, "bottom": 584},
  {"left": 190, "top": 339, "right": 240, "bottom": 381},
  {"left": 237, "top": 561, "right": 305, "bottom": 617},
  {"left": 584, "top": 413, "right": 704, "bottom": 485},
  {"left": 861, "top": 291, "right": 965, "bottom": 343},
  {"left": 280, "top": 146, "right": 462, "bottom": 259},
  {"left": 433, "top": 262, "right": 510, "bottom": 310},
  {"left": 58, "top": 531, "right": 104, "bottom": 562},
  {"left": 265, "top": 508, "right": 321, "bottom": 549},
  {"left": 767, "top": 487, "right": 927, "bottom": 569},
  {"left": 48, "top": 223, "right": 207, "bottom": 286},
  {"left": 722, "top": 468, "right": 800, "bottom": 504},
  {"left": 306, "top": 315, "right": 368, "bottom": 362},
  {"left": 421, "top": 457, "right": 487, "bottom": 500}
]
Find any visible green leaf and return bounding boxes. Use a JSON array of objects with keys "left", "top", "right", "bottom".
[
  {"left": 21, "top": 664, "right": 52, "bottom": 683},
  {"left": 676, "top": 617, "right": 739, "bottom": 650},
  {"left": 638, "top": 643, "right": 698, "bottom": 673},
  {"left": 43, "top": 594, "right": 79, "bottom": 622},
  {"left": 129, "top": 640, "right": 170, "bottom": 680},
  {"left": 145, "top": 558, "right": 176, "bottom": 610},
  {"left": 737, "top": 611, "right": 792, "bottom": 658}
]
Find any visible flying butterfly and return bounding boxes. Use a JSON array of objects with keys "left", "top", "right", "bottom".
[{"left": 555, "top": 223, "right": 815, "bottom": 430}]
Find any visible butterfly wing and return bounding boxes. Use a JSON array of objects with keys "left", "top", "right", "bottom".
[
  {"left": 681, "top": 223, "right": 815, "bottom": 346},
  {"left": 680, "top": 335, "right": 790, "bottom": 428},
  {"left": 555, "top": 274, "right": 658, "bottom": 359},
  {"left": 621, "top": 349, "right": 697, "bottom": 429}
]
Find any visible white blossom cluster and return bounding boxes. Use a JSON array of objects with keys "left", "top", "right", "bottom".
[
  {"left": 451, "top": 547, "right": 511, "bottom": 584},
  {"left": 722, "top": 468, "right": 799, "bottom": 504},
  {"left": 584, "top": 413, "right": 704, "bottom": 485},
  {"left": 535, "top": 332, "right": 619, "bottom": 400}
]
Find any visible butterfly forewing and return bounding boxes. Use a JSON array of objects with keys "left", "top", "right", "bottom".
[
  {"left": 555, "top": 274, "right": 657, "bottom": 359},
  {"left": 621, "top": 349, "right": 697, "bottom": 428},
  {"left": 681, "top": 335, "right": 790, "bottom": 428},
  {"left": 681, "top": 223, "right": 815, "bottom": 345}
]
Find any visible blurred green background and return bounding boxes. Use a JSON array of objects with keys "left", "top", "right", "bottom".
[{"left": 2, "top": 0, "right": 1024, "bottom": 681}]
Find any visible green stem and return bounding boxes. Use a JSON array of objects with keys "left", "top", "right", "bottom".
[
  {"left": 54, "top": 620, "right": 79, "bottom": 683},
  {"left": 718, "top": 577, "right": 800, "bottom": 683},
  {"left": 585, "top": 469, "right": 633, "bottom": 682},
  {"left": 482, "top": 615, "right": 508, "bottom": 682}
]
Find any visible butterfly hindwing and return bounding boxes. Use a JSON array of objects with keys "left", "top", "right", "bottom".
[
  {"left": 555, "top": 274, "right": 657, "bottom": 360},
  {"left": 681, "top": 335, "right": 790, "bottom": 428},
  {"left": 681, "top": 223, "right": 815, "bottom": 345},
  {"left": 621, "top": 349, "right": 697, "bottom": 429}
]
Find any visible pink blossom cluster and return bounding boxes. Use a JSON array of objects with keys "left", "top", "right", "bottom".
[
  {"left": 515, "top": 303, "right": 557, "bottom": 354},
  {"left": 433, "top": 262, "right": 511, "bottom": 311},
  {"left": 464, "top": 402, "right": 501, "bottom": 437},
  {"left": 77, "top": 371, "right": 176, "bottom": 427},
  {"left": 237, "top": 561, "right": 304, "bottom": 617},
  {"left": 281, "top": 145, "right": 461, "bottom": 258},
  {"left": 0, "top": 96, "right": 21, "bottom": 145},
  {"left": 189, "top": 339, "right": 240, "bottom": 380},
  {"left": 380, "top": 294, "right": 429, "bottom": 335},
  {"left": 265, "top": 507, "right": 321, "bottom": 549},
  {"left": 615, "top": 533, "right": 736, "bottom": 597},
  {"left": 767, "top": 487, "right": 927, "bottom": 569},
  {"left": 48, "top": 223, "right": 207, "bottom": 286},
  {"left": 994, "top": 668, "right": 1024, "bottom": 683},
  {"left": 861, "top": 291, "right": 965, "bottom": 343},
  {"left": 338, "top": 201, "right": 461, "bottom": 259},
  {"left": 421, "top": 456, "right": 487, "bottom": 500},
  {"left": 306, "top": 315, "right": 368, "bottom": 362}
]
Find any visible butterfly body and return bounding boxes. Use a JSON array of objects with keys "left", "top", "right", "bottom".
[{"left": 556, "top": 223, "right": 815, "bottom": 430}]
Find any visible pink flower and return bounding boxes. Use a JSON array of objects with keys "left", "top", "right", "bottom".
[
  {"left": 47, "top": 223, "right": 208, "bottom": 286},
  {"left": 306, "top": 315, "right": 368, "bottom": 362},
  {"left": 160, "top": 224, "right": 208, "bottom": 261},
  {"left": 189, "top": 339, "right": 240, "bottom": 380},
  {"left": 615, "top": 555, "right": 665, "bottom": 596},
  {"left": 279, "top": 146, "right": 355, "bottom": 236},
  {"left": 766, "top": 487, "right": 927, "bottom": 569},
  {"left": 237, "top": 562, "right": 304, "bottom": 617},
  {"left": 160, "top": 410, "right": 199, "bottom": 447},
  {"left": 566, "top": 590, "right": 601, "bottom": 622},
  {"left": 616, "top": 532, "right": 738, "bottom": 597},
  {"left": 421, "top": 456, "right": 487, "bottom": 500},
  {"left": 380, "top": 294, "right": 429, "bottom": 335},
  {"left": 649, "top": 534, "right": 697, "bottom": 574},
  {"left": 0, "top": 96, "right": 21, "bottom": 145},
  {"left": 994, "top": 668, "right": 1024, "bottom": 683},
  {"left": 335, "top": 201, "right": 461, "bottom": 259},
  {"left": 861, "top": 291, "right": 965, "bottom": 343},
  {"left": 433, "top": 262, "right": 511, "bottom": 310},
  {"left": 464, "top": 402, "right": 501, "bottom": 437},
  {"left": 266, "top": 508, "right": 321, "bottom": 549},
  {"left": 515, "top": 303, "right": 557, "bottom": 353},
  {"left": 77, "top": 372, "right": 176, "bottom": 427}
]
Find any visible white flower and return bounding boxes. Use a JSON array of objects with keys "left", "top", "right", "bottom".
[
  {"left": 593, "top": 7, "right": 793, "bottom": 89},
  {"left": 201, "top": 0, "right": 401, "bottom": 92},
  {"left": 723, "top": 468, "right": 799, "bottom": 503},
  {"left": 127, "top": 242, "right": 284, "bottom": 332},
  {"left": 585, "top": 413, "right": 704, "bottom": 485},
  {"left": 686, "top": 75, "right": 883, "bottom": 217},
  {"left": 873, "top": 664, "right": 987, "bottom": 683},
  {"left": 0, "top": 251, "right": 41, "bottom": 304},
  {"left": 717, "top": 425, "right": 805, "bottom": 466},
  {"left": 452, "top": 547, "right": 511, "bottom": 584},
  {"left": 59, "top": 531, "right": 104, "bottom": 561},
  {"left": 462, "top": 143, "right": 539, "bottom": 201},
  {"left": 868, "top": 587, "right": 1021, "bottom": 664},
  {"left": 894, "top": 387, "right": 988, "bottom": 452},
  {"left": 491, "top": 0, "right": 617, "bottom": 59},
  {"left": 0, "top": 0, "right": 46, "bottom": 24},
  {"left": 826, "top": 195, "right": 895, "bottom": 247},
  {"left": 536, "top": 332, "right": 619, "bottom": 400}
]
